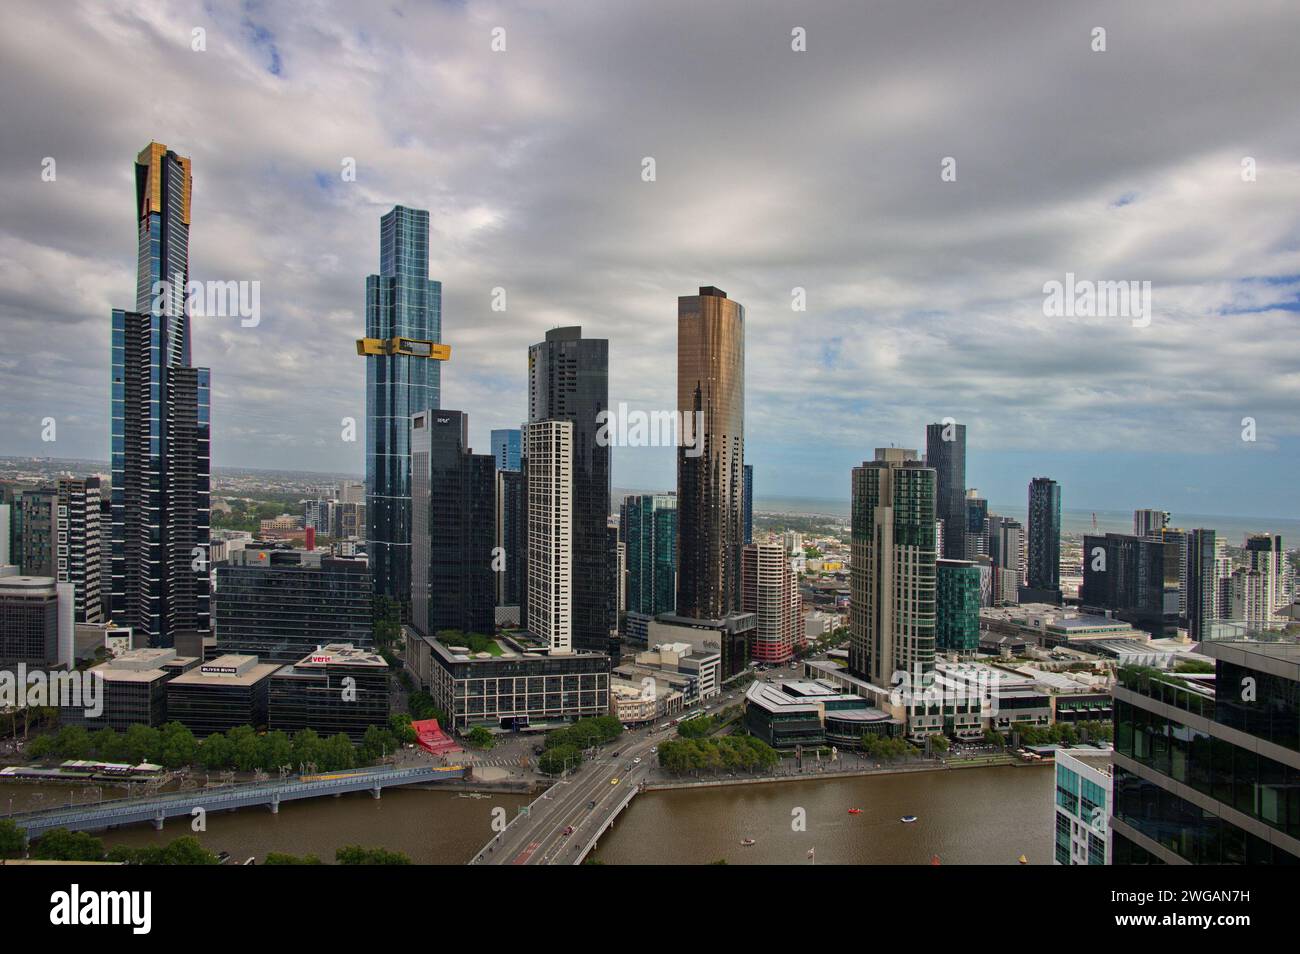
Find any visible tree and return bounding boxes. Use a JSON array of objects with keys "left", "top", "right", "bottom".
[
  {"left": 265, "top": 851, "right": 323, "bottom": 865},
  {"left": 928, "top": 733, "right": 949, "bottom": 754},
  {"left": 31, "top": 827, "right": 104, "bottom": 862},
  {"left": 0, "top": 819, "right": 25, "bottom": 859},
  {"left": 538, "top": 743, "right": 583, "bottom": 775},
  {"left": 336, "top": 845, "right": 411, "bottom": 865},
  {"left": 466, "top": 726, "right": 496, "bottom": 750}
]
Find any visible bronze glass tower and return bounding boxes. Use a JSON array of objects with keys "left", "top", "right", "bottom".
[{"left": 676, "top": 286, "right": 745, "bottom": 620}]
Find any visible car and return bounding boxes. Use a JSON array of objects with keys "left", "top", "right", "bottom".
[
  {"left": 563, "top": 826, "right": 574, "bottom": 836},
  {"left": 650, "top": 746, "right": 657, "bottom": 754},
  {"left": 611, "top": 778, "right": 620, "bottom": 785},
  {"left": 633, "top": 757, "right": 642, "bottom": 764},
  {"left": 588, "top": 800, "right": 596, "bottom": 809}
]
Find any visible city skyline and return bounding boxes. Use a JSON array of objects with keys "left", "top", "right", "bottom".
[{"left": 2, "top": 2, "right": 1299, "bottom": 519}]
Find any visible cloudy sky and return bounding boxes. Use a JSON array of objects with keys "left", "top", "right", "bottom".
[{"left": 1, "top": 0, "right": 1298, "bottom": 517}]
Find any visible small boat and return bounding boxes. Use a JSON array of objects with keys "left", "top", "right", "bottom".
[
  {"left": 741, "top": 838, "right": 756, "bottom": 846},
  {"left": 930, "top": 855, "right": 941, "bottom": 865},
  {"left": 900, "top": 815, "right": 918, "bottom": 824},
  {"left": 847, "top": 808, "right": 862, "bottom": 815},
  {"left": 1017, "top": 853, "right": 1028, "bottom": 864}
]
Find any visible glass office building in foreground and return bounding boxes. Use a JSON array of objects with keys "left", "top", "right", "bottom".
[{"left": 1112, "top": 628, "right": 1300, "bottom": 864}]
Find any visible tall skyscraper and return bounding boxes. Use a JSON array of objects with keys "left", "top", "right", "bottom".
[
  {"left": 1021, "top": 476, "right": 1062, "bottom": 604},
  {"left": 111, "top": 142, "right": 211, "bottom": 647},
  {"left": 742, "top": 542, "right": 802, "bottom": 663},
  {"left": 1244, "top": 533, "right": 1286, "bottom": 614},
  {"left": 676, "top": 287, "right": 745, "bottom": 620},
  {"left": 849, "top": 448, "right": 937, "bottom": 687},
  {"left": 410, "top": 410, "right": 496, "bottom": 639},
  {"left": 987, "top": 514, "right": 1024, "bottom": 605},
  {"left": 925, "top": 421, "right": 966, "bottom": 561},
  {"left": 527, "top": 327, "right": 611, "bottom": 653},
  {"left": 742, "top": 463, "right": 754, "bottom": 545},
  {"left": 1186, "top": 528, "right": 1227, "bottom": 641},
  {"left": 1133, "top": 509, "right": 1170, "bottom": 538},
  {"left": 359, "top": 205, "right": 448, "bottom": 610},
  {"left": 491, "top": 428, "right": 522, "bottom": 472},
  {"left": 964, "top": 489, "right": 989, "bottom": 561},
  {"left": 17, "top": 487, "right": 55, "bottom": 577},
  {"left": 622, "top": 493, "right": 677, "bottom": 618},
  {"left": 525, "top": 420, "right": 574, "bottom": 653},
  {"left": 56, "top": 477, "right": 103, "bottom": 624}
]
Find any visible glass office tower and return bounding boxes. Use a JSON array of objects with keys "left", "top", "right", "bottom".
[
  {"left": 363, "top": 206, "right": 443, "bottom": 609},
  {"left": 623, "top": 493, "right": 678, "bottom": 617},
  {"left": 925, "top": 421, "right": 967, "bottom": 561},
  {"left": 1023, "top": 476, "right": 1063, "bottom": 604},
  {"left": 110, "top": 142, "right": 211, "bottom": 647},
  {"left": 491, "top": 428, "right": 522, "bottom": 471}
]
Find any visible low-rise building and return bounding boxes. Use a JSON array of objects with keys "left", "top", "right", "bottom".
[
  {"left": 269, "top": 643, "right": 391, "bottom": 742},
  {"left": 405, "top": 628, "right": 610, "bottom": 731},
  {"left": 744, "top": 678, "right": 900, "bottom": 749},
  {"left": 165, "top": 654, "right": 279, "bottom": 736},
  {"left": 66, "top": 647, "right": 201, "bottom": 731}
]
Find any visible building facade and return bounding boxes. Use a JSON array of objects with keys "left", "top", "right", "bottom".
[
  {"left": 56, "top": 477, "right": 103, "bottom": 623},
  {"left": 936, "top": 558, "right": 981, "bottom": 655},
  {"left": 1080, "top": 533, "right": 1181, "bottom": 636},
  {"left": 1054, "top": 750, "right": 1112, "bottom": 865},
  {"left": 1112, "top": 637, "right": 1300, "bottom": 863},
  {"left": 622, "top": 493, "right": 677, "bottom": 620},
  {"left": 490, "top": 428, "right": 522, "bottom": 472},
  {"left": 525, "top": 420, "right": 574, "bottom": 653}
]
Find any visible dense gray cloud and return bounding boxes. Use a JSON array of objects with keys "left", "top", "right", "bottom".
[{"left": 0, "top": 0, "right": 1297, "bottom": 514}]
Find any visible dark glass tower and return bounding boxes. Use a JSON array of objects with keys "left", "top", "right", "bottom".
[
  {"left": 1023, "top": 476, "right": 1062, "bottom": 603},
  {"left": 1081, "top": 532, "right": 1181, "bottom": 635},
  {"left": 925, "top": 421, "right": 966, "bottom": 561},
  {"left": 622, "top": 494, "right": 677, "bottom": 617},
  {"left": 1185, "top": 528, "right": 1220, "bottom": 641},
  {"left": 527, "top": 327, "right": 611, "bottom": 653},
  {"left": 362, "top": 206, "right": 444, "bottom": 610},
  {"left": 111, "top": 142, "right": 211, "bottom": 647},
  {"left": 410, "top": 410, "right": 496, "bottom": 639},
  {"left": 676, "top": 287, "right": 745, "bottom": 620}
]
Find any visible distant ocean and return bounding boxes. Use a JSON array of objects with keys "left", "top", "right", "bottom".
[{"left": 754, "top": 496, "right": 1300, "bottom": 543}]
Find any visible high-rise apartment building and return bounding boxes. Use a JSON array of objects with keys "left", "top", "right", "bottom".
[
  {"left": 525, "top": 420, "right": 574, "bottom": 654},
  {"left": 410, "top": 410, "right": 496, "bottom": 640},
  {"left": 849, "top": 448, "right": 937, "bottom": 687},
  {"left": 925, "top": 421, "right": 967, "bottom": 561},
  {"left": 495, "top": 468, "right": 523, "bottom": 609},
  {"left": 56, "top": 477, "right": 103, "bottom": 623},
  {"left": 742, "top": 542, "right": 802, "bottom": 663},
  {"left": 964, "top": 489, "right": 989, "bottom": 561},
  {"left": 1244, "top": 533, "right": 1286, "bottom": 615},
  {"left": 1021, "top": 477, "right": 1062, "bottom": 604},
  {"left": 1185, "top": 528, "right": 1228, "bottom": 641},
  {"left": 16, "top": 487, "right": 55, "bottom": 577},
  {"left": 987, "top": 514, "right": 1024, "bottom": 606},
  {"left": 527, "top": 327, "right": 611, "bottom": 653},
  {"left": 110, "top": 142, "right": 211, "bottom": 647},
  {"left": 359, "top": 205, "right": 448, "bottom": 610},
  {"left": 1133, "top": 509, "right": 1170, "bottom": 538}
]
